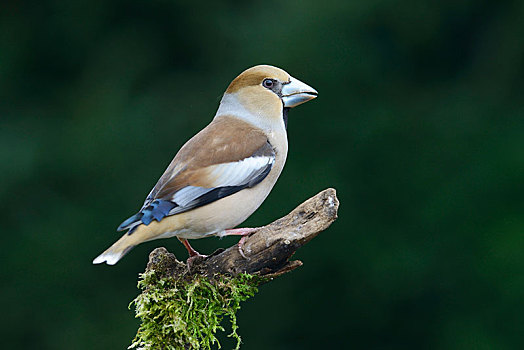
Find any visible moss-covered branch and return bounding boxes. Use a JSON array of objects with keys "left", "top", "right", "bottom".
[{"left": 129, "top": 188, "right": 339, "bottom": 349}]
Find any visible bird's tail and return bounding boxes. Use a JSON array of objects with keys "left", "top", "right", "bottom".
[
  {"left": 92, "top": 233, "right": 137, "bottom": 265},
  {"left": 93, "top": 215, "right": 184, "bottom": 265}
]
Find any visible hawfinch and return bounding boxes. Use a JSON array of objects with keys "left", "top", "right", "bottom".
[{"left": 93, "top": 65, "right": 317, "bottom": 265}]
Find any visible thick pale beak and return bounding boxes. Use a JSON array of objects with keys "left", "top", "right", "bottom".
[{"left": 281, "top": 76, "right": 318, "bottom": 108}]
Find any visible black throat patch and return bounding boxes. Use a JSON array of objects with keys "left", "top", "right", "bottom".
[{"left": 283, "top": 107, "right": 290, "bottom": 130}]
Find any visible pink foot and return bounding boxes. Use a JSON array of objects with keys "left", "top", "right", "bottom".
[
  {"left": 186, "top": 253, "right": 208, "bottom": 273},
  {"left": 224, "top": 227, "right": 259, "bottom": 236},
  {"left": 224, "top": 227, "right": 260, "bottom": 259},
  {"left": 178, "top": 238, "right": 208, "bottom": 272},
  {"left": 178, "top": 237, "right": 206, "bottom": 258}
]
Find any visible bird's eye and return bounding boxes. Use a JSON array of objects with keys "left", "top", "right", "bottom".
[{"left": 262, "top": 79, "right": 274, "bottom": 88}]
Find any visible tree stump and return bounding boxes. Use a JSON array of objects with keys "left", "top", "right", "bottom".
[{"left": 130, "top": 188, "right": 339, "bottom": 349}]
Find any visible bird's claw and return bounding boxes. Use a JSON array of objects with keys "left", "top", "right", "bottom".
[
  {"left": 186, "top": 253, "right": 208, "bottom": 272},
  {"left": 237, "top": 233, "right": 255, "bottom": 260}
]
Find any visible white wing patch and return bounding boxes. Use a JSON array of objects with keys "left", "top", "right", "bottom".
[
  {"left": 207, "top": 156, "right": 274, "bottom": 187},
  {"left": 169, "top": 155, "right": 274, "bottom": 208},
  {"left": 172, "top": 186, "right": 214, "bottom": 207}
]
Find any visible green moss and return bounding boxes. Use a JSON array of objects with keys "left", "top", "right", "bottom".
[{"left": 129, "top": 268, "right": 259, "bottom": 350}]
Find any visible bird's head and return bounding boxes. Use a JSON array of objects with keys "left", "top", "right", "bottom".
[{"left": 216, "top": 65, "right": 317, "bottom": 130}]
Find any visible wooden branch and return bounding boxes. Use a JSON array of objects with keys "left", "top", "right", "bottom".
[{"left": 145, "top": 188, "right": 339, "bottom": 280}]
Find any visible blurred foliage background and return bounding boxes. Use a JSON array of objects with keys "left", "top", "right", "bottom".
[{"left": 2, "top": 0, "right": 523, "bottom": 349}]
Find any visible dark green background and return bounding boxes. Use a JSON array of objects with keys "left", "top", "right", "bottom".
[{"left": 2, "top": 0, "right": 523, "bottom": 349}]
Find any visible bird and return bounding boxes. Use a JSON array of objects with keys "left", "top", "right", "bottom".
[{"left": 93, "top": 65, "right": 317, "bottom": 265}]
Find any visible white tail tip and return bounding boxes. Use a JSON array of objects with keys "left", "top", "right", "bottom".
[
  {"left": 92, "top": 243, "right": 136, "bottom": 265},
  {"left": 92, "top": 252, "right": 121, "bottom": 265}
]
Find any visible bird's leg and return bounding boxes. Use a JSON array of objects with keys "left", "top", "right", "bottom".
[
  {"left": 224, "top": 227, "right": 259, "bottom": 236},
  {"left": 178, "top": 237, "right": 207, "bottom": 258},
  {"left": 178, "top": 237, "right": 208, "bottom": 272},
  {"left": 224, "top": 227, "right": 260, "bottom": 259}
]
